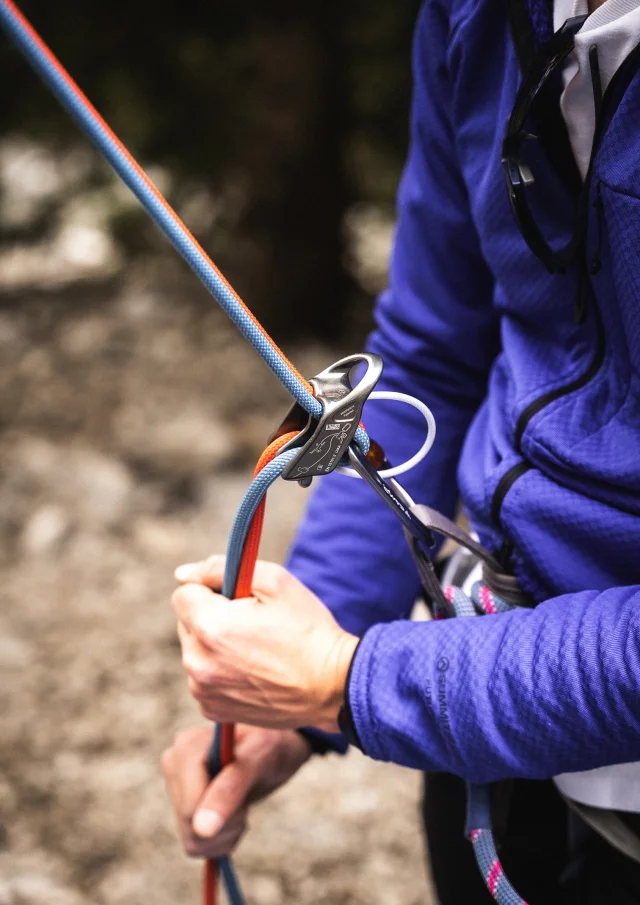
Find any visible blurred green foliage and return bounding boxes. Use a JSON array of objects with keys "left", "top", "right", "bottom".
[{"left": 0, "top": 0, "right": 421, "bottom": 339}]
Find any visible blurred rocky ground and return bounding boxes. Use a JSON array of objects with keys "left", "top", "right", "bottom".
[{"left": 0, "top": 138, "right": 434, "bottom": 905}]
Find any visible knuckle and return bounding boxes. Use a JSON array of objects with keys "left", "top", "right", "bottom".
[
  {"left": 183, "top": 655, "right": 216, "bottom": 688},
  {"left": 186, "top": 609, "right": 218, "bottom": 647},
  {"left": 196, "top": 621, "right": 219, "bottom": 647},
  {"left": 222, "top": 823, "right": 248, "bottom": 855},
  {"left": 183, "top": 837, "right": 203, "bottom": 858},
  {"left": 171, "top": 585, "right": 189, "bottom": 611},
  {"left": 187, "top": 676, "right": 207, "bottom": 701},
  {"left": 197, "top": 699, "right": 218, "bottom": 722},
  {"left": 186, "top": 677, "right": 217, "bottom": 714}
]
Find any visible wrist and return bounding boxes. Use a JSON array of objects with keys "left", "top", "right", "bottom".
[
  {"left": 314, "top": 631, "right": 359, "bottom": 731},
  {"left": 296, "top": 727, "right": 348, "bottom": 756}
]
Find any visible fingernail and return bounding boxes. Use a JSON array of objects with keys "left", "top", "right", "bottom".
[
  {"left": 193, "top": 809, "right": 223, "bottom": 838},
  {"left": 175, "top": 563, "right": 198, "bottom": 581}
]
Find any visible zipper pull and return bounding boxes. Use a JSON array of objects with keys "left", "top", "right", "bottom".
[{"left": 590, "top": 181, "right": 604, "bottom": 275}]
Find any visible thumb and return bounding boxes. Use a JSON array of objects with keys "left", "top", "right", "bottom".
[
  {"left": 175, "top": 554, "right": 226, "bottom": 589},
  {"left": 192, "top": 759, "right": 256, "bottom": 839}
]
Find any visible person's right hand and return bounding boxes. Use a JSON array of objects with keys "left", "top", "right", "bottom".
[{"left": 161, "top": 723, "right": 312, "bottom": 859}]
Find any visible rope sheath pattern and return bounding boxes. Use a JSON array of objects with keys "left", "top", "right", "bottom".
[
  {"left": 470, "top": 829, "right": 529, "bottom": 905},
  {"left": 443, "top": 582, "right": 530, "bottom": 905}
]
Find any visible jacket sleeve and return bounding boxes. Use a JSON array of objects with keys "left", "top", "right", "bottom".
[
  {"left": 348, "top": 585, "right": 640, "bottom": 781},
  {"left": 286, "top": 0, "right": 499, "bottom": 635}
]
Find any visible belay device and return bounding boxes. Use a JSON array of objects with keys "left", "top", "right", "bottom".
[{"left": 0, "top": 4, "right": 536, "bottom": 904}]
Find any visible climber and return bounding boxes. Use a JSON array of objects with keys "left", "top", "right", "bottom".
[{"left": 163, "top": 0, "right": 640, "bottom": 900}]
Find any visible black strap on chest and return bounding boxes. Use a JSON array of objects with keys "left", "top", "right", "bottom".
[{"left": 504, "top": 0, "right": 583, "bottom": 204}]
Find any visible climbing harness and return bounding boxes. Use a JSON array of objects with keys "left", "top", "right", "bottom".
[{"left": 0, "top": 4, "right": 540, "bottom": 905}]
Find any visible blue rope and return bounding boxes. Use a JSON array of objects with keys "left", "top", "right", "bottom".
[
  {"left": 0, "top": 0, "right": 370, "bottom": 454},
  {"left": 222, "top": 450, "right": 298, "bottom": 599},
  {"left": 218, "top": 855, "right": 245, "bottom": 905},
  {"left": 471, "top": 827, "right": 528, "bottom": 905},
  {"left": 443, "top": 581, "right": 529, "bottom": 905},
  {"left": 205, "top": 449, "right": 296, "bottom": 905}
]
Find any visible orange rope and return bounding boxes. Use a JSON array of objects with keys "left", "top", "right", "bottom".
[
  {"left": 203, "top": 860, "right": 217, "bottom": 905},
  {"left": 203, "top": 430, "right": 300, "bottom": 905}
]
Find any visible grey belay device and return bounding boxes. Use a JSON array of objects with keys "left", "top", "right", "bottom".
[
  {"left": 271, "top": 353, "right": 524, "bottom": 613},
  {"left": 279, "top": 353, "right": 383, "bottom": 482}
]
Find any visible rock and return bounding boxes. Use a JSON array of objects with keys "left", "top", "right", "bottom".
[
  {"left": 0, "top": 633, "right": 33, "bottom": 670},
  {"left": 119, "top": 407, "right": 234, "bottom": 474},
  {"left": 58, "top": 316, "right": 111, "bottom": 358},
  {"left": 132, "top": 516, "right": 190, "bottom": 559},
  {"left": 13, "top": 440, "right": 134, "bottom": 528},
  {"left": 20, "top": 504, "right": 69, "bottom": 555},
  {"left": 246, "top": 874, "right": 283, "bottom": 905},
  {"left": 14, "top": 437, "right": 59, "bottom": 480},
  {"left": 56, "top": 223, "right": 117, "bottom": 274},
  {"left": 0, "top": 855, "right": 91, "bottom": 905},
  {"left": 68, "top": 449, "right": 133, "bottom": 527}
]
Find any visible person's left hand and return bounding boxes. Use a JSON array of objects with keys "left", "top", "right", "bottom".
[{"left": 172, "top": 556, "right": 359, "bottom": 732}]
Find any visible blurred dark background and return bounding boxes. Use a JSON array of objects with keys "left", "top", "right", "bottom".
[{"left": 0, "top": 0, "right": 421, "bottom": 340}]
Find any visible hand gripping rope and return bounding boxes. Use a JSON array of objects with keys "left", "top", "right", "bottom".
[{"left": 0, "top": 4, "right": 536, "bottom": 905}]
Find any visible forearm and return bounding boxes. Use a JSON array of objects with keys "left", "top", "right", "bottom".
[{"left": 347, "top": 585, "right": 640, "bottom": 782}]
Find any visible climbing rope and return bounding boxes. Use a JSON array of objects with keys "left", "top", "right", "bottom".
[
  {"left": 205, "top": 433, "right": 300, "bottom": 905},
  {"left": 443, "top": 581, "right": 529, "bottom": 905}
]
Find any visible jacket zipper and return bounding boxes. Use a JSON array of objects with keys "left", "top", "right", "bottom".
[
  {"left": 513, "top": 290, "right": 605, "bottom": 451},
  {"left": 490, "top": 42, "right": 640, "bottom": 532},
  {"left": 491, "top": 284, "right": 604, "bottom": 533},
  {"left": 491, "top": 461, "right": 533, "bottom": 528}
]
